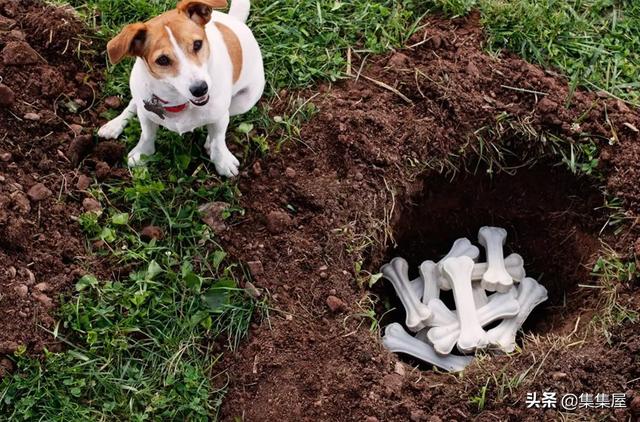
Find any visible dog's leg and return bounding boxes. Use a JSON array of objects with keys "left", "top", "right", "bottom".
[
  {"left": 127, "top": 114, "right": 158, "bottom": 167},
  {"left": 206, "top": 113, "right": 240, "bottom": 177},
  {"left": 98, "top": 100, "right": 137, "bottom": 139}
]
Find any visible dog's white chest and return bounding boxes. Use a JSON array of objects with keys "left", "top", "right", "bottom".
[{"left": 142, "top": 100, "right": 226, "bottom": 134}]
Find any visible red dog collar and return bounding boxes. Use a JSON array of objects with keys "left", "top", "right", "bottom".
[
  {"left": 162, "top": 103, "right": 188, "bottom": 113},
  {"left": 155, "top": 96, "right": 188, "bottom": 113}
]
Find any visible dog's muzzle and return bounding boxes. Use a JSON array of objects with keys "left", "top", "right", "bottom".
[{"left": 191, "top": 94, "right": 210, "bottom": 106}]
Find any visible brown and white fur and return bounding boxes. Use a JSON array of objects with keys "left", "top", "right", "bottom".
[{"left": 98, "top": 0, "right": 264, "bottom": 177}]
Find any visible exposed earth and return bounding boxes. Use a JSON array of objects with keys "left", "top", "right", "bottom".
[
  {"left": 0, "top": 0, "right": 117, "bottom": 364},
  {"left": 217, "top": 12, "right": 640, "bottom": 421},
  {"left": 0, "top": 2, "right": 638, "bottom": 420}
]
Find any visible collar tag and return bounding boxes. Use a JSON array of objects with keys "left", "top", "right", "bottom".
[{"left": 143, "top": 94, "right": 188, "bottom": 119}]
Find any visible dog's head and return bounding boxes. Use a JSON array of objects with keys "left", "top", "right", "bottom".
[{"left": 106, "top": 0, "right": 228, "bottom": 106}]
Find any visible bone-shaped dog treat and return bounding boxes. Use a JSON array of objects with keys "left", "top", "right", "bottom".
[
  {"left": 382, "top": 323, "right": 474, "bottom": 372},
  {"left": 473, "top": 253, "right": 525, "bottom": 282},
  {"left": 487, "top": 277, "right": 547, "bottom": 353},
  {"left": 472, "top": 281, "right": 488, "bottom": 308},
  {"left": 382, "top": 257, "right": 431, "bottom": 332},
  {"left": 427, "top": 291, "right": 520, "bottom": 354},
  {"left": 408, "top": 238, "right": 481, "bottom": 297},
  {"left": 423, "top": 298, "right": 458, "bottom": 329},
  {"left": 407, "top": 261, "right": 439, "bottom": 301},
  {"left": 436, "top": 238, "right": 481, "bottom": 291},
  {"left": 419, "top": 260, "right": 440, "bottom": 303},
  {"left": 443, "top": 237, "right": 481, "bottom": 262},
  {"left": 478, "top": 226, "right": 513, "bottom": 293},
  {"left": 441, "top": 256, "right": 489, "bottom": 353},
  {"left": 414, "top": 299, "right": 456, "bottom": 342}
]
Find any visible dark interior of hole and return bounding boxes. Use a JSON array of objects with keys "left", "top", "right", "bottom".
[{"left": 373, "top": 163, "right": 605, "bottom": 340}]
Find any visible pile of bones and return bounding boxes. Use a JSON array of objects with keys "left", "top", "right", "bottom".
[{"left": 381, "top": 226, "right": 548, "bottom": 372}]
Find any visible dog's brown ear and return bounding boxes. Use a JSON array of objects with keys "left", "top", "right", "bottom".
[
  {"left": 177, "top": 0, "right": 228, "bottom": 26},
  {"left": 107, "top": 23, "right": 147, "bottom": 64}
]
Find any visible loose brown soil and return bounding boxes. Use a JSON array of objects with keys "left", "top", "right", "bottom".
[
  {"left": 0, "top": 0, "right": 108, "bottom": 358},
  {"left": 218, "top": 12, "right": 640, "bottom": 421}
]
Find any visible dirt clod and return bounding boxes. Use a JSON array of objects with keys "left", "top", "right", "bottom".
[
  {"left": 326, "top": 295, "right": 347, "bottom": 313},
  {"left": 1, "top": 41, "right": 41, "bottom": 65},
  {"left": 33, "top": 293, "right": 53, "bottom": 308},
  {"left": 244, "top": 281, "right": 262, "bottom": 298},
  {"left": 67, "top": 135, "right": 94, "bottom": 165},
  {"left": 81, "top": 197, "right": 101, "bottom": 213},
  {"left": 247, "top": 260, "right": 264, "bottom": 277},
  {"left": 0, "top": 341, "right": 19, "bottom": 354},
  {"left": 103, "top": 96, "right": 121, "bottom": 109},
  {"left": 199, "top": 201, "right": 229, "bottom": 233},
  {"left": 0, "top": 357, "right": 14, "bottom": 377},
  {"left": 95, "top": 161, "right": 111, "bottom": 180},
  {"left": 0, "top": 84, "right": 15, "bottom": 107},
  {"left": 23, "top": 112, "right": 40, "bottom": 121},
  {"left": 69, "top": 124, "right": 83, "bottom": 135},
  {"left": 13, "top": 284, "right": 28, "bottom": 298},
  {"left": 95, "top": 141, "right": 125, "bottom": 166},
  {"left": 26, "top": 183, "right": 51, "bottom": 202},
  {"left": 265, "top": 210, "right": 292, "bottom": 234},
  {"left": 34, "top": 282, "right": 50, "bottom": 292},
  {"left": 76, "top": 175, "right": 91, "bottom": 191},
  {"left": 141, "top": 225, "right": 164, "bottom": 241}
]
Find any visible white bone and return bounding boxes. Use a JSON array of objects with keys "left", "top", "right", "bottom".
[
  {"left": 413, "top": 300, "right": 450, "bottom": 345},
  {"left": 487, "top": 278, "right": 548, "bottom": 353},
  {"left": 381, "top": 257, "right": 431, "bottom": 332},
  {"left": 473, "top": 253, "right": 525, "bottom": 282},
  {"left": 472, "top": 281, "right": 488, "bottom": 308},
  {"left": 427, "top": 291, "right": 520, "bottom": 354},
  {"left": 382, "top": 323, "right": 474, "bottom": 372},
  {"left": 408, "top": 238, "right": 480, "bottom": 296},
  {"left": 409, "top": 276, "right": 423, "bottom": 299},
  {"left": 419, "top": 260, "right": 440, "bottom": 303},
  {"left": 441, "top": 256, "right": 488, "bottom": 353},
  {"left": 478, "top": 226, "right": 513, "bottom": 293},
  {"left": 436, "top": 238, "right": 480, "bottom": 291},
  {"left": 443, "top": 238, "right": 481, "bottom": 262},
  {"left": 425, "top": 298, "right": 458, "bottom": 327},
  {"left": 436, "top": 253, "right": 525, "bottom": 293}
]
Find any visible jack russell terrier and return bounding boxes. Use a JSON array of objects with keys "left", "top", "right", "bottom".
[{"left": 97, "top": 0, "right": 264, "bottom": 177}]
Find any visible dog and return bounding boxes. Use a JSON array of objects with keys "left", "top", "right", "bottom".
[{"left": 97, "top": 0, "right": 264, "bottom": 177}]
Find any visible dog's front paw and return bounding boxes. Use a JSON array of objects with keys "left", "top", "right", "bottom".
[
  {"left": 211, "top": 149, "right": 240, "bottom": 177},
  {"left": 98, "top": 119, "right": 126, "bottom": 139},
  {"left": 127, "top": 147, "right": 155, "bottom": 167}
]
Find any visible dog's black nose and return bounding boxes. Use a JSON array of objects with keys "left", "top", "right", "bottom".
[{"left": 189, "top": 81, "right": 208, "bottom": 97}]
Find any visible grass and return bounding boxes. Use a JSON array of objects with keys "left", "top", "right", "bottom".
[{"left": 2, "top": 0, "right": 640, "bottom": 419}]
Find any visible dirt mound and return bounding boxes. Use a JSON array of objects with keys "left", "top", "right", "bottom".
[
  {"left": 218, "top": 13, "right": 639, "bottom": 420},
  {"left": 0, "top": 0, "right": 107, "bottom": 356}
]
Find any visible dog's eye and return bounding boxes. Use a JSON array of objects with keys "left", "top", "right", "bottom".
[
  {"left": 193, "top": 40, "right": 203, "bottom": 52},
  {"left": 156, "top": 55, "right": 171, "bottom": 66}
]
